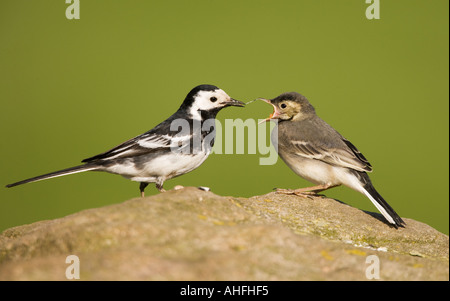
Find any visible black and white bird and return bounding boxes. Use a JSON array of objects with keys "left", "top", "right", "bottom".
[
  {"left": 6, "top": 84, "right": 244, "bottom": 196},
  {"left": 260, "top": 92, "right": 405, "bottom": 228}
]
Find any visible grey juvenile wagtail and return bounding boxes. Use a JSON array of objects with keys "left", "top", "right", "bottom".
[
  {"left": 6, "top": 85, "right": 244, "bottom": 196},
  {"left": 260, "top": 92, "right": 405, "bottom": 228}
]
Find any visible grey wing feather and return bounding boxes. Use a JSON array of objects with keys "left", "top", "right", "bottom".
[
  {"left": 290, "top": 140, "right": 372, "bottom": 172},
  {"left": 280, "top": 117, "right": 372, "bottom": 172}
]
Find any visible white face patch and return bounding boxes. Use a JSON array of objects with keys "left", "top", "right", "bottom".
[{"left": 189, "top": 89, "right": 231, "bottom": 119}]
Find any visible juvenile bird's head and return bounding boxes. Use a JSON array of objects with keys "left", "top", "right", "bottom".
[
  {"left": 259, "top": 92, "right": 316, "bottom": 123},
  {"left": 181, "top": 85, "right": 244, "bottom": 119}
]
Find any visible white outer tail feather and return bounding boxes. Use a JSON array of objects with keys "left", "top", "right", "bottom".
[
  {"left": 30, "top": 166, "right": 98, "bottom": 183},
  {"left": 362, "top": 188, "right": 396, "bottom": 225}
]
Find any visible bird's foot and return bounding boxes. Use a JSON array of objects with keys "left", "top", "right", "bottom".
[
  {"left": 275, "top": 183, "right": 338, "bottom": 199},
  {"left": 274, "top": 188, "right": 323, "bottom": 199}
]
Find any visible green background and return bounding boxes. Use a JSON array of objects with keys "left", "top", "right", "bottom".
[{"left": 0, "top": 0, "right": 448, "bottom": 234}]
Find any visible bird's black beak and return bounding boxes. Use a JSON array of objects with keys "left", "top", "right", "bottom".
[{"left": 223, "top": 98, "right": 245, "bottom": 107}]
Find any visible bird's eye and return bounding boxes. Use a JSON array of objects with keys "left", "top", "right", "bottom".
[
  {"left": 280, "top": 103, "right": 287, "bottom": 109},
  {"left": 210, "top": 97, "right": 217, "bottom": 102}
]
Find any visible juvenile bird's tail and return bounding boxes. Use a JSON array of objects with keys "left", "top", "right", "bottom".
[
  {"left": 6, "top": 164, "right": 99, "bottom": 188},
  {"left": 357, "top": 173, "right": 405, "bottom": 228}
]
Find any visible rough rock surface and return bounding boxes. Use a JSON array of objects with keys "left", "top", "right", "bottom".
[{"left": 0, "top": 187, "right": 448, "bottom": 280}]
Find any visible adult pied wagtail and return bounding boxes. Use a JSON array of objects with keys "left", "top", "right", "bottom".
[
  {"left": 260, "top": 92, "right": 405, "bottom": 228},
  {"left": 6, "top": 85, "right": 244, "bottom": 196}
]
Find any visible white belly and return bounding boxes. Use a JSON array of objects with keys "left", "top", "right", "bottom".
[
  {"left": 104, "top": 151, "right": 210, "bottom": 183},
  {"left": 280, "top": 153, "right": 335, "bottom": 185},
  {"left": 279, "top": 152, "right": 365, "bottom": 193}
]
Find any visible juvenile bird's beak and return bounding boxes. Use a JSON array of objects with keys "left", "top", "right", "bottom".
[
  {"left": 223, "top": 98, "right": 245, "bottom": 107},
  {"left": 258, "top": 98, "right": 280, "bottom": 124}
]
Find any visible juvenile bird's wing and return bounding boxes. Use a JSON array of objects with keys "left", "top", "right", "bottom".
[{"left": 279, "top": 117, "right": 373, "bottom": 172}]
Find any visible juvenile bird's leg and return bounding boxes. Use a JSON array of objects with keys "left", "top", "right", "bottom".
[
  {"left": 276, "top": 183, "right": 339, "bottom": 197},
  {"left": 140, "top": 182, "right": 149, "bottom": 197}
]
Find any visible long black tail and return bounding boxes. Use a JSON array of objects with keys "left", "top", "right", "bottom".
[
  {"left": 357, "top": 172, "right": 405, "bottom": 228},
  {"left": 6, "top": 164, "right": 99, "bottom": 188},
  {"left": 363, "top": 183, "right": 405, "bottom": 228}
]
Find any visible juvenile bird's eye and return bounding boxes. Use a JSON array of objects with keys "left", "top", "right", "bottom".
[
  {"left": 280, "top": 103, "right": 287, "bottom": 109},
  {"left": 210, "top": 97, "right": 217, "bottom": 102}
]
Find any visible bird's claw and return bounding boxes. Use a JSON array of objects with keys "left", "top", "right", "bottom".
[{"left": 275, "top": 188, "right": 322, "bottom": 199}]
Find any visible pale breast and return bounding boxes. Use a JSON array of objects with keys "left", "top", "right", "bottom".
[{"left": 279, "top": 152, "right": 343, "bottom": 186}]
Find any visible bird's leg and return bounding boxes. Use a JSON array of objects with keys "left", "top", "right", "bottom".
[
  {"left": 140, "top": 182, "right": 149, "bottom": 197},
  {"left": 276, "top": 183, "right": 339, "bottom": 197},
  {"left": 155, "top": 179, "right": 166, "bottom": 193}
]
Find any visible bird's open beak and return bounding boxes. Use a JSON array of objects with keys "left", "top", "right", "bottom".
[
  {"left": 223, "top": 98, "right": 245, "bottom": 107},
  {"left": 258, "top": 98, "right": 280, "bottom": 124}
]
